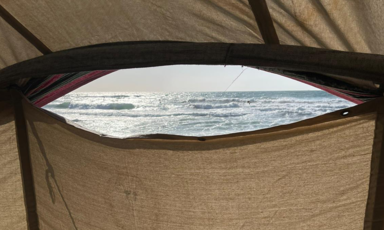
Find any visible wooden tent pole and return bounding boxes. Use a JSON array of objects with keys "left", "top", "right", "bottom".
[
  {"left": 364, "top": 102, "right": 384, "bottom": 230},
  {"left": 248, "top": 0, "right": 279, "bottom": 45},
  {"left": 0, "top": 4, "right": 51, "bottom": 55},
  {"left": 11, "top": 89, "right": 39, "bottom": 230}
]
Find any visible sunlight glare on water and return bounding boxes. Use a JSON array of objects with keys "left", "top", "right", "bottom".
[{"left": 44, "top": 91, "right": 354, "bottom": 137}]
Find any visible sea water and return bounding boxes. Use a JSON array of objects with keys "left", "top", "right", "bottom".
[{"left": 44, "top": 91, "right": 354, "bottom": 137}]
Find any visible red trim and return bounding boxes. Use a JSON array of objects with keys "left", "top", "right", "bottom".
[
  {"left": 283, "top": 76, "right": 362, "bottom": 104},
  {"left": 34, "top": 70, "right": 116, "bottom": 107},
  {"left": 335, "top": 88, "right": 377, "bottom": 97},
  {"left": 26, "top": 74, "right": 64, "bottom": 97},
  {"left": 33, "top": 69, "right": 364, "bottom": 107}
]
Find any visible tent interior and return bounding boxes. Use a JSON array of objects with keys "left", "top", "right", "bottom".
[{"left": 0, "top": 1, "right": 383, "bottom": 229}]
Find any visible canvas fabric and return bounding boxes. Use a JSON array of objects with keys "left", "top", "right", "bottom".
[
  {"left": 1, "top": 0, "right": 384, "bottom": 228},
  {"left": 0, "top": 16, "right": 41, "bottom": 69},
  {"left": 17, "top": 94, "right": 380, "bottom": 230},
  {"left": 267, "top": 0, "right": 384, "bottom": 54},
  {"left": 0, "top": 41, "right": 383, "bottom": 106},
  {"left": 1, "top": 1, "right": 384, "bottom": 105},
  {"left": 2, "top": 0, "right": 384, "bottom": 70},
  {"left": 0, "top": 0, "right": 262, "bottom": 69}
]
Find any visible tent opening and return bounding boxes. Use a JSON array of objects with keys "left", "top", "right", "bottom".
[{"left": 43, "top": 65, "right": 354, "bottom": 137}]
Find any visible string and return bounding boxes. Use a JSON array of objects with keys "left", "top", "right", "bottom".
[{"left": 224, "top": 67, "right": 249, "bottom": 92}]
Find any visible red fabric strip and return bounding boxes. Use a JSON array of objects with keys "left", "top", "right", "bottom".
[
  {"left": 34, "top": 69, "right": 364, "bottom": 107},
  {"left": 26, "top": 74, "right": 64, "bottom": 97},
  {"left": 283, "top": 76, "right": 362, "bottom": 104},
  {"left": 34, "top": 70, "right": 116, "bottom": 107}
]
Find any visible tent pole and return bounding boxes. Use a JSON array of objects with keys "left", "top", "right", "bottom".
[
  {"left": 248, "top": 0, "right": 279, "bottom": 45},
  {"left": 0, "top": 4, "right": 51, "bottom": 55},
  {"left": 4, "top": 42, "right": 384, "bottom": 84},
  {"left": 11, "top": 89, "right": 39, "bottom": 230},
  {"left": 364, "top": 103, "right": 384, "bottom": 230}
]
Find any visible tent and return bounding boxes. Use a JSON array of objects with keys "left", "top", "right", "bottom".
[{"left": 0, "top": 1, "right": 383, "bottom": 229}]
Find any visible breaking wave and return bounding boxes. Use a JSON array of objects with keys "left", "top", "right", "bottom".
[
  {"left": 44, "top": 91, "right": 355, "bottom": 137},
  {"left": 186, "top": 98, "right": 254, "bottom": 103},
  {"left": 191, "top": 103, "right": 240, "bottom": 109},
  {"left": 46, "top": 102, "right": 135, "bottom": 110}
]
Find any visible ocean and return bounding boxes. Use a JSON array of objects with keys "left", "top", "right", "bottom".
[{"left": 44, "top": 91, "right": 354, "bottom": 137}]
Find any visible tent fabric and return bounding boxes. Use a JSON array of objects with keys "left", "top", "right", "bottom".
[
  {"left": 0, "top": 17, "right": 41, "bottom": 69},
  {"left": 260, "top": 68, "right": 382, "bottom": 104},
  {"left": 3, "top": 42, "right": 384, "bottom": 84},
  {"left": 2, "top": 92, "right": 376, "bottom": 229},
  {"left": 1, "top": 0, "right": 384, "bottom": 69},
  {"left": 0, "top": 0, "right": 262, "bottom": 70},
  {"left": 0, "top": 92, "right": 27, "bottom": 229},
  {"left": 0, "top": 91, "right": 383, "bottom": 229},
  {"left": 0, "top": 0, "right": 383, "bottom": 100},
  {"left": 364, "top": 100, "right": 384, "bottom": 230},
  {"left": 1, "top": 1, "right": 384, "bottom": 229},
  {"left": 267, "top": 0, "right": 384, "bottom": 54},
  {"left": 20, "top": 68, "right": 380, "bottom": 107},
  {"left": 11, "top": 89, "right": 40, "bottom": 229},
  {"left": 0, "top": 0, "right": 383, "bottom": 103},
  {"left": 1, "top": 42, "right": 384, "bottom": 104}
]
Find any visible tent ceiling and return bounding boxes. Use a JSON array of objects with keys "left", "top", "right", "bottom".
[
  {"left": 0, "top": 0, "right": 384, "bottom": 103},
  {"left": 1, "top": 2, "right": 384, "bottom": 229},
  {"left": 2, "top": 0, "right": 384, "bottom": 69},
  {"left": 0, "top": 16, "right": 41, "bottom": 68},
  {"left": 0, "top": 0, "right": 262, "bottom": 66},
  {"left": 2, "top": 42, "right": 384, "bottom": 84},
  {"left": 268, "top": 0, "right": 384, "bottom": 54}
]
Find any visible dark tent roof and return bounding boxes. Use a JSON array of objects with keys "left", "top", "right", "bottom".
[{"left": 0, "top": 1, "right": 384, "bottom": 104}]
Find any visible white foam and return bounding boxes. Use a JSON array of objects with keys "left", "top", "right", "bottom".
[{"left": 45, "top": 91, "right": 354, "bottom": 137}]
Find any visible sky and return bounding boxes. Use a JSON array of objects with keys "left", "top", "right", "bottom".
[{"left": 75, "top": 65, "right": 317, "bottom": 92}]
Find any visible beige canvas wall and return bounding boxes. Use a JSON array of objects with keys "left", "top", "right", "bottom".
[
  {"left": 268, "top": 0, "right": 384, "bottom": 55},
  {"left": 22, "top": 97, "right": 378, "bottom": 230}
]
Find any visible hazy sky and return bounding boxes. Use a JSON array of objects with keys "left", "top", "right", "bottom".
[{"left": 75, "top": 65, "right": 317, "bottom": 92}]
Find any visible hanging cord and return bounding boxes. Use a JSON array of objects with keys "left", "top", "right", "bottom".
[{"left": 224, "top": 67, "right": 249, "bottom": 92}]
